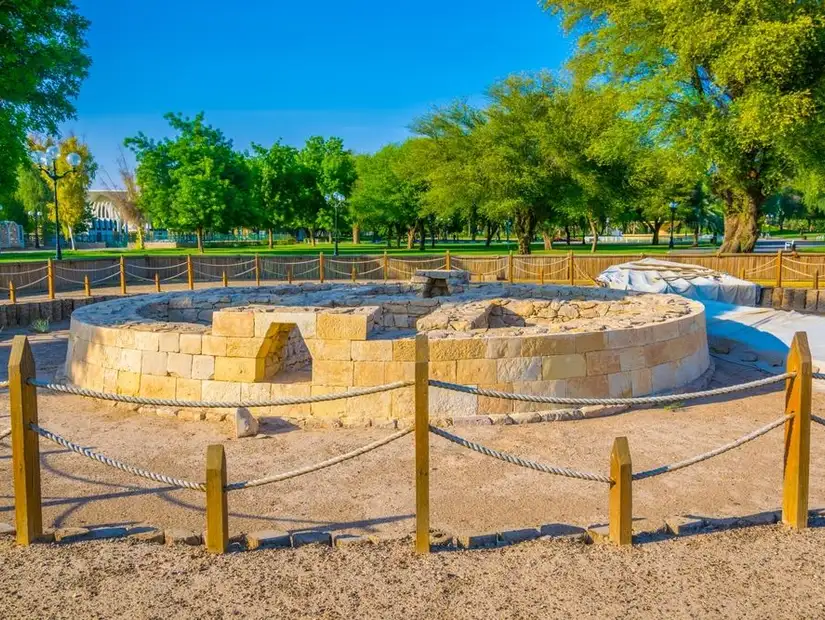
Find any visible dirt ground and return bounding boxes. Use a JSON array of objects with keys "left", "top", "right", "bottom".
[{"left": 0, "top": 326, "right": 824, "bottom": 618}]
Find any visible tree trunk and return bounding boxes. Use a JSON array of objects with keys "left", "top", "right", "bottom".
[
  {"left": 719, "top": 192, "right": 762, "bottom": 253},
  {"left": 196, "top": 227, "right": 204, "bottom": 253},
  {"left": 485, "top": 222, "right": 498, "bottom": 247},
  {"left": 268, "top": 228, "right": 273, "bottom": 249},
  {"left": 406, "top": 227, "right": 416, "bottom": 250},
  {"left": 542, "top": 231, "right": 552, "bottom": 251},
  {"left": 589, "top": 219, "right": 599, "bottom": 253},
  {"left": 649, "top": 220, "right": 662, "bottom": 245},
  {"left": 352, "top": 225, "right": 360, "bottom": 244},
  {"left": 514, "top": 208, "right": 536, "bottom": 255},
  {"left": 564, "top": 225, "right": 571, "bottom": 246},
  {"left": 693, "top": 222, "right": 699, "bottom": 247},
  {"left": 430, "top": 222, "right": 436, "bottom": 248},
  {"left": 418, "top": 220, "right": 426, "bottom": 251},
  {"left": 136, "top": 227, "right": 144, "bottom": 251},
  {"left": 69, "top": 228, "right": 76, "bottom": 251},
  {"left": 309, "top": 228, "right": 316, "bottom": 246}
]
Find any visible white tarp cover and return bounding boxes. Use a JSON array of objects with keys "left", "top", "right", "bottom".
[{"left": 597, "top": 257, "right": 761, "bottom": 306}]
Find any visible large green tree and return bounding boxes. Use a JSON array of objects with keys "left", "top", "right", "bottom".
[
  {"left": 0, "top": 1, "right": 90, "bottom": 197},
  {"left": 544, "top": 0, "right": 825, "bottom": 252},
  {"left": 14, "top": 163, "right": 50, "bottom": 245},
  {"left": 125, "top": 113, "right": 253, "bottom": 252}
]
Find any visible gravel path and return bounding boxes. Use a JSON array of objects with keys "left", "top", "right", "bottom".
[{"left": 1, "top": 526, "right": 825, "bottom": 619}]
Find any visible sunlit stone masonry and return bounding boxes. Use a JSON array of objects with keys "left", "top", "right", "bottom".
[{"left": 64, "top": 273, "right": 709, "bottom": 427}]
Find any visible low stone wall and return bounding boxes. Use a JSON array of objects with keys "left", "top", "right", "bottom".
[
  {"left": 65, "top": 283, "right": 709, "bottom": 427},
  {"left": 759, "top": 286, "right": 825, "bottom": 314}
]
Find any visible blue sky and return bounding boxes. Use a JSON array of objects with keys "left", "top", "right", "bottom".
[{"left": 66, "top": 1, "right": 573, "bottom": 186}]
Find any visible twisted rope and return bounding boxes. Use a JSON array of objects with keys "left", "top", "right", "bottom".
[
  {"left": 28, "top": 378, "right": 412, "bottom": 408},
  {"left": 0, "top": 265, "right": 48, "bottom": 276},
  {"left": 192, "top": 259, "right": 255, "bottom": 269},
  {"left": 429, "top": 425, "right": 611, "bottom": 483},
  {"left": 633, "top": 414, "right": 792, "bottom": 480},
  {"left": 0, "top": 380, "right": 8, "bottom": 389},
  {"left": 782, "top": 264, "right": 816, "bottom": 279},
  {"left": 813, "top": 415, "right": 825, "bottom": 427},
  {"left": 815, "top": 372, "right": 825, "bottom": 381},
  {"left": 429, "top": 373, "right": 792, "bottom": 406},
  {"left": 55, "top": 264, "right": 119, "bottom": 273},
  {"left": 12, "top": 275, "right": 50, "bottom": 290},
  {"left": 30, "top": 423, "right": 206, "bottom": 491},
  {"left": 127, "top": 261, "right": 189, "bottom": 271},
  {"left": 226, "top": 427, "right": 412, "bottom": 491}
]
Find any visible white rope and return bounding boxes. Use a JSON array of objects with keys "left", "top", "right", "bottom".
[
  {"left": 429, "top": 425, "right": 612, "bottom": 483},
  {"left": 225, "top": 427, "right": 413, "bottom": 491},
  {"left": 28, "top": 378, "right": 413, "bottom": 408},
  {"left": 14, "top": 275, "right": 50, "bottom": 290},
  {"left": 56, "top": 264, "right": 119, "bottom": 274},
  {"left": 633, "top": 414, "right": 792, "bottom": 480},
  {"left": 0, "top": 380, "right": 8, "bottom": 389},
  {"left": 162, "top": 271, "right": 189, "bottom": 282},
  {"left": 429, "top": 373, "right": 792, "bottom": 406},
  {"left": 782, "top": 264, "right": 816, "bottom": 278},
  {"left": 0, "top": 265, "right": 48, "bottom": 276},
  {"left": 263, "top": 258, "right": 319, "bottom": 267},
  {"left": 55, "top": 271, "right": 121, "bottom": 286},
  {"left": 127, "top": 261, "right": 189, "bottom": 271},
  {"left": 124, "top": 270, "right": 158, "bottom": 283},
  {"left": 192, "top": 259, "right": 254, "bottom": 269},
  {"left": 30, "top": 423, "right": 206, "bottom": 491},
  {"left": 192, "top": 269, "right": 225, "bottom": 280}
]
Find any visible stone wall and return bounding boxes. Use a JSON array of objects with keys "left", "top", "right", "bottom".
[
  {"left": 759, "top": 286, "right": 825, "bottom": 314},
  {"left": 64, "top": 283, "right": 709, "bottom": 427}
]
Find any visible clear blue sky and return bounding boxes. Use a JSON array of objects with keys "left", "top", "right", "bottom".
[{"left": 66, "top": 0, "right": 573, "bottom": 186}]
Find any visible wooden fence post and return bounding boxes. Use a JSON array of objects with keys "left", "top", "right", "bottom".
[
  {"left": 351, "top": 264, "right": 357, "bottom": 283},
  {"left": 739, "top": 267, "right": 746, "bottom": 281},
  {"left": 782, "top": 332, "right": 812, "bottom": 530},
  {"left": 254, "top": 254, "right": 261, "bottom": 286},
  {"left": 154, "top": 272, "right": 161, "bottom": 293},
  {"left": 568, "top": 251, "right": 575, "bottom": 286},
  {"left": 414, "top": 333, "right": 430, "bottom": 554},
  {"left": 508, "top": 251, "right": 514, "bottom": 284},
  {"left": 187, "top": 255, "right": 194, "bottom": 290},
  {"left": 776, "top": 250, "right": 783, "bottom": 288},
  {"left": 47, "top": 259, "right": 55, "bottom": 300},
  {"left": 287, "top": 265, "right": 293, "bottom": 284},
  {"left": 540, "top": 267, "right": 545, "bottom": 285},
  {"left": 9, "top": 336, "right": 42, "bottom": 545},
  {"left": 8, "top": 281, "right": 15, "bottom": 305},
  {"left": 120, "top": 256, "right": 127, "bottom": 295},
  {"left": 383, "top": 251, "right": 389, "bottom": 280},
  {"left": 222, "top": 271, "right": 228, "bottom": 287},
  {"left": 445, "top": 250, "right": 451, "bottom": 270},
  {"left": 815, "top": 270, "right": 820, "bottom": 290},
  {"left": 205, "top": 444, "right": 228, "bottom": 554},
  {"left": 609, "top": 436, "right": 632, "bottom": 546},
  {"left": 319, "top": 253, "right": 325, "bottom": 283},
  {"left": 84, "top": 275, "right": 91, "bottom": 297}
]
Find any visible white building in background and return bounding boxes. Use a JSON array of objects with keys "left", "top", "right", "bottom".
[{"left": 86, "top": 190, "right": 129, "bottom": 244}]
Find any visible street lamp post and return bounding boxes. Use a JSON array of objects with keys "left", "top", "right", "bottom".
[
  {"left": 326, "top": 192, "right": 345, "bottom": 257},
  {"left": 668, "top": 202, "right": 678, "bottom": 250},
  {"left": 31, "top": 146, "right": 82, "bottom": 260}
]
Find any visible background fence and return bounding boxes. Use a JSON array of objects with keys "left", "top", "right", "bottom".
[{"left": 0, "top": 250, "right": 823, "bottom": 301}]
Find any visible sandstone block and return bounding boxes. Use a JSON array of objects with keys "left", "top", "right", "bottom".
[
  {"left": 202, "top": 380, "right": 242, "bottom": 403},
  {"left": 643, "top": 341, "right": 674, "bottom": 367},
  {"left": 574, "top": 332, "right": 607, "bottom": 353},
  {"left": 485, "top": 336, "right": 522, "bottom": 358},
  {"left": 586, "top": 525, "right": 611, "bottom": 544},
  {"left": 165, "top": 529, "right": 202, "bottom": 546},
  {"left": 478, "top": 389, "right": 514, "bottom": 415},
  {"left": 391, "top": 387, "right": 415, "bottom": 417},
  {"left": 567, "top": 375, "right": 609, "bottom": 399},
  {"left": 256, "top": 312, "right": 317, "bottom": 338},
  {"left": 511, "top": 380, "right": 566, "bottom": 413},
  {"left": 452, "top": 415, "right": 492, "bottom": 426},
  {"left": 509, "top": 411, "right": 542, "bottom": 424},
  {"left": 818, "top": 291, "right": 825, "bottom": 313},
  {"left": 239, "top": 382, "right": 272, "bottom": 416},
  {"left": 805, "top": 290, "right": 819, "bottom": 312},
  {"left": 665, "top": 515, "right": 705, "bottom": 536},
  {"left": 618, "top": 346, "right": 646, "bottom": 372},
  {"left": 456, "top": 358, "right": 497, "bottom": 384},
  {"left": 176, "top": 378, "right": 202, "bottom": 401},
  {"left": 116, "top": 371, "right": 141, "bottom": 396},
  {"left": 630, "top": 368, "right": 652, "bottom": 396},
  {"left": 158, "top": 332, "right": 180, "bottom": 353},
  {"left": 120, "top": 348, "right": 143, "bottom": 373},
  {"left": 317, "top": 313, "right": 369, "bottom": 341},
  {"left": 429, "top": 338, "right": 485, "bottom": 361},
  {"left": 271, "top": 382, "right": 312, "bottom": 417},
  {"left": 226, "top": 337, "right": 271, "bottom": 358},
  {"left": 651, "top": 362, "right": 678, "bottom": 393},
  {"left": 792, "top": 289, "right": 807, "bottom": 312},
  {"left": 141, "top": 351, "right": 168, "bottom": 376},
  {"left": 246, "top": 530, "right": 291, "bottom": 550},
  {"left": 351, "top": 339, "right": 394, "bottom": 361},
  {"left": 384, "top": 361, "right": 415, "bottom": 383},
  {"left": 455, "top": 532, "right": 498, "bottom": 549},
  {"left": 586, "top": 350, "right": 622, "bottom": 376},
  {"left": 103, "top": 368, "right": 118, "bottom": 393},
  {"left": 314, "top": 339, "right": 352, "bottom": 361},
  {"left": 607, "top": 327, "right": 652, "bottom": 349},
  {"left": 429, "top": 361, "right": 457, "bottom": 382},
  {"left": 607, "top": 371, "right": 633, "bottom": 398},
  {"left": 234, "top": 407, "right": 260, "bottom": 438},
  {"left": 313, "top": 360, "right": 353, "bottom": 386},
  {"left": 292, "top": 531, "right": 332, "bottom": 547},
  {"left": 430, "top": 385, "right": 478, "bottom": 415},
  {"left": 191, "top": 355, "right": 215, "bottom": 380},
  {"left": 213, "top": 311, "right": 255, "bottom": 337},
  {"left": 392, "top": 338, "right": 416, "bottom": 361},
  {"left": 127, "top": 526, "right": 165, "bottom": 544},
  {"left": 134, "top": 331, "right": 160, "bottom": 352},
  {"left": 771, "top": 287, "right": 783, "bottom": 309},
  {"left": 202, "top": 335, "right": 227, "bottom": 356},
  {"left": 167, "top": 352, "right": 193, "bottom": 378},
  {"left": 215, "top": 356, "right": 264, "bottom": 382},
  {"left": 651, "top": 319, "right": 680, "bottom": 342},
  {"left": 541, "top": 354, "right": 586, "bottom": 380},
  {"left": 346, "top": 389, "right": 392, "bottom": 418},
  {"left": 496, "top": 356, "right": 541, "bottom": 382},
  {"left": 179, "top": 333, "right": 203, "bottom": 355},
  {"left": 353, "top": 361, "right": 386, "bottom": 386},
  {"left": 521, "top": 334, "right": 576, "bottom": 357},
  {"left": 140, "top": 375, "right": 177, "bottom": 399},
  {"left": 781, "top": 287, "right": 794, "bottom": 311},
  {"left": 309, "top": 385, "right": 348, "bottom": 417}
]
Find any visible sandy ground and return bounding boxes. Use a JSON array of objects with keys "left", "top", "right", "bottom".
[{"left": 0, "top": 326, "right": 824, "bottom": 618}]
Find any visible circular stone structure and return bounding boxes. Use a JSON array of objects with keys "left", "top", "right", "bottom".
[{"left": 64, "top": 277, "right": 709, "bottom": 426}]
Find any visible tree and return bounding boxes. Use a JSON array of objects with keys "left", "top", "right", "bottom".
[
  {"left": 15, "top": 163, "right": 50, "bottom": 246},
  {"left": 544, "top": 0, "right": 825, "bottom": 252},
  {"left": 0, "top": 1, "right": 91, "bottom": 198},
  {"left": 31, "top": 134, "right": 97, "bottom": 250},
  {"left": 101, "top": 148, "right": 146, "bottom": 248},
  {"left": 297, "top": 137, "right": 357, "bottom": 245},
  {"left": 125, "top": 113, "right": 253, "bottom": 252}
]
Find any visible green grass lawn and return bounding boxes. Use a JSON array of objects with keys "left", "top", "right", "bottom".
[{"left": 0, "top": 241, "right": 730, "bottom": 262}]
